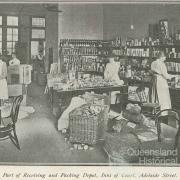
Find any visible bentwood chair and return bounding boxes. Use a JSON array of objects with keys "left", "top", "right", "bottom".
[
  {"left": 155, "top": 109, "right": 180, "bottom": 149},
  {"left": 0, "top": 95, "right": 23, "bottom": 150}
]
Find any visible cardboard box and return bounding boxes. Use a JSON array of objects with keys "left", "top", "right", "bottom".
[
  {"left": 19, "top": 65, "right": 32, "bottom": 85},
  {"left": 7, "top": 65, "right": 20, "bottom": 84},
  {"left": 8, "top": 84, "right": 23, "bottom": 96},
  {"left": 7, "top": 65, "right": 32, "bottom": 85},
  {"left": 8, "top": 84, "right": 26, "bottom": 96}
]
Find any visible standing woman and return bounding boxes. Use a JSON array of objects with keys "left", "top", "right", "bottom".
[
  {"left": 150, "top": 51, "right": 175, "bottom": 123},
  {"left": 0, "top": 58, "right": 8, "bottom": 100},
  {"left": 104, "top": 56, "right": 124, "bottom": 104},
  {"left": 0, "top": 58, "right": 8, "bottom": 125},
  {"left": 36, "top": 51, "right": 45, "bottom": 73}
]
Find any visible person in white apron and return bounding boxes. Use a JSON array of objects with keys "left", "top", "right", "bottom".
[
  {"left": 9, "top": 52, "right": 20, "bottom": 66},
  {"left": 0, "top": 59, "right": 8, "bottom": 100},
  {"left": 151, "top": 51, "right": 175, "bottom": 123},
  {"left": 104, "top": 57, "right": 124, "bottom": 104}
]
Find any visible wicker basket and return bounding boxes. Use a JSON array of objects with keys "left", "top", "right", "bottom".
[
  {"left": 104, "top": 132, "right": 141, "bottom": 163},
  {"left": 69, "top": 104, "right": 109, "bottom": 145}
]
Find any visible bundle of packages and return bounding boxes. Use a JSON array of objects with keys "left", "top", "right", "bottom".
[
  {"left": 69, "top": 104, "right": 109, "bottom": 145},
  {"left": 122, "top": 103, "right": 144, "bottom": 125},
  {"left": 82, "top": 92, "right": 111, "bottom": 107},
  {"left": 104, "top": 132, "right": 141, "bottom": 163},
  {"left": 47, "top": 73, "right": 69, "bottom": 89},
  {"left": 78, "top": 76, "right": 119, "bottom": 89}
]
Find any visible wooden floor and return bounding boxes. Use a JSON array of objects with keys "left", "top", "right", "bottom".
[{"left": 0, "top": 83, "right": 107, "bottom": 165}]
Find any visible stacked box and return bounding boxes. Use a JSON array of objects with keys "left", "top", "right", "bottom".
[
  {"left": 7, "top": 65, "right": 20, "bottom": 84},
  {"left": 19, "top": 65, "right": 32, "bottom": 85},
  {"left": 7, "top": 65, "right": 32, "bottom": 85}
]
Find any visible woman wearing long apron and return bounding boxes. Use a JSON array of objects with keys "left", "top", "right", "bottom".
[
  {"left": 0, "top": 58, "right": 8, "bottom": 126},
  {"left": 151, "top": 51, "right": 175, "bottom": 123},
  {"left": 104, "top": 57, "right": 124, "bottom": 104},
  {"left": 0, "top": 58, "right": 8, "bottom": 100}
]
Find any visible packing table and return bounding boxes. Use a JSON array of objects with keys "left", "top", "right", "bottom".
[{"left": 50, "top": 85, "right": 128, "bottom": 117}]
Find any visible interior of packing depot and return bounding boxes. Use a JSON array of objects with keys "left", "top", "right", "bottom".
[{"left": 0, "top": 3, "right": 180, "bottom": 164}]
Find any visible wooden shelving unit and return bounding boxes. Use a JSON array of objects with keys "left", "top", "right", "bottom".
[
  {"left": 59, "top": 39, "right": 109, "bottom": 76},
  {"left": 114, "top": 42, "right": 180, "bottom": 109}
]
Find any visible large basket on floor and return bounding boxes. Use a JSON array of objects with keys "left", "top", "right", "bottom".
[
  {"left": 69, "top": 104, "right": 109, "bottom": 145},
  {"left": 104, "top": 132, "right": 141, "bottom": 163}
]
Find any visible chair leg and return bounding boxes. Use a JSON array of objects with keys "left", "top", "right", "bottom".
[
  {"left": 174, "top": 129, "right": 180, "bottom": 150},
  {"left": 157, "top": 121, "right": 161, "bottom": 142},
  {"left": 9, "top": 129, "right": 20, "bottom": 150}
]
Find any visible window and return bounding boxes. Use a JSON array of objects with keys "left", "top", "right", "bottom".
[
  {"left": 32, "top": 29, "right": 45, "bottom": 39},
  {"left": 32, "top": 17, "right": 45, "bottom": 27},
  {"left": 7, "top": 27, "right": 18, "bottom": 55},
  {"left": 0, "top": 16, "right": 2, "bottom": 54},
  {"left": 7, "top": 16, "right": 18, "bottom": 26},
  {"left": 31, "top": 41, "right": 45, "bottom": 59},
  {"left": 6, "top": 16, "right": 19, "bottom": 55},
  {"left": 0, "top": 16, "right": 2, "bottom": 26},
  {"left": 0, "top": 15, "right": 19, "bottom": 57},
  {"left": 31, "top": 17, "right": 46, "bottom": 59}
]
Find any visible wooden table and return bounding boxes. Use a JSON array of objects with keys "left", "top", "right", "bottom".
[
  {"left": 51, "top": 85, "right": 128, "bottom": 117},
  {"left": 55, "top": 85, "right": 127, "bottom": 94}
]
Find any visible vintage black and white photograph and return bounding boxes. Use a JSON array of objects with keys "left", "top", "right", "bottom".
[{"left": 0, "top": 0, "right": 180, "bottom": 168}]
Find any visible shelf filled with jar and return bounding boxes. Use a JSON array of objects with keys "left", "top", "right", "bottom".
[
  {"left": 116, "top": 37, "right": 180, "bottom": 91},
  {"left": 59, "top": 39, "right": 109, "bottom": 76}
]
